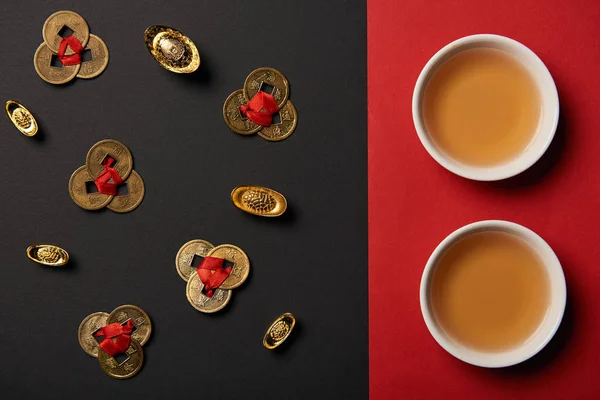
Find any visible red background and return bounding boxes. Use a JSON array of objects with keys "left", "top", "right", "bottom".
[{"left": 368, "top": 0, "right": 600, "bottom": 398}]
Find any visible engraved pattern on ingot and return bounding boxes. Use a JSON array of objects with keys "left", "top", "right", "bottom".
[
  {"left": 107, "top": 170, "right": 145, "bottom": 213},
  {"left": 144, "top": 26, "right": 200, "bottom": 73},
  {"left": 13, "top": 109, "right": 32, "bottom": 129},
  {"left": 206, "top": 244, "right": 250, "bottom": 290},
  {"left": 78, "top": 311, "right": 109, "bottom": 357},
  {"left": 68, "top": 166, "right": 113, "bottom": 210},
  {"left": 223, "top": 89, "right": 262, "bottom": 135},
  {"left": 243, "top": 67, "right": 290, "bottom": 108},
  {"left": 107, "top": 305, "right": 152, "bottom": 346},
  {"left": 175, "top": 239, "right": 215, "bottom": 282},
  {"left": 242, "top": 189, "right": 277, "bottom": 213},
  {"left": 98, "top": 339, "right": 143, "bottom": 380},
  {"left": 158, "top": 36, "right": 185, "bottom": 61},
  {"left": 231, "top": 186, "right": 287, "bottom": 217},
  {"left": 270, "top": 321, "right": 290, "bottom": 341},
  {"left": 34, "top": 42, "right": 80, "bottom": 85},
  {"left": 258, "top": 100, "right": 298, "bottom": 142},
  {"left": 85, "top": 139, "right": 133, "bottom": 180},
  {"left": 26, "top": 245, "right": 69, "bottom": 266},
  {"left": 77, "top": 34, "right": 109, "bottom": 79},
  {"left": 42, "top": 10, "right": 90, "bottom": 54},
  {"left": 186, "top": 273, "right": 232, "bottom": 313}
]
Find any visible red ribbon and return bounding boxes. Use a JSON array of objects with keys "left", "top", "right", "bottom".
[
  {"left": 196, "top": 256, "right": 232, "bottom": 298},
  {"left": 94, "top": 320, "right": 135, "bottom": 357},
  {"left": 93, "top": 156, "right": 123, "bottom": 196},
  {"left": 57, "top": 36, "right": 84, "bottom": 66},
  {"left": 239, "top": 91, "right": 279, "bottom": 127}
]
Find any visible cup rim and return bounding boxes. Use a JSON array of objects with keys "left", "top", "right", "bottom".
[
  {"left": 419, "top": 220, "right": 567, "bottom": 368},
  {"left": 412, "top": 34, "right": 560, "bottom": 181}
]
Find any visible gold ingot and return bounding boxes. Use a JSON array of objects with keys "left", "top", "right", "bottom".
[
  {"left": 223, "top": 89, "right": 262, "bottom": 135},
  {"left": 98, "top": 339, "right": 144, "bottom": 379},
  {"left": 144, "top": 25, "right": 200, "bottom": 73},
  {"left": 107, "top": 305, "right": 152, "bottom": 346},
  {"left": 106, "top": 170, "right": 145, "bottom": 214},
  {"left": 78, "top": 311, "right": 109, "bottom": 358},
  {"left": 5, "top": 100, "right": 38, "bottom": 136},
  {"left": 26, "top": 245, "right": 69, "bottom": 266},
  {"left": 243, "top": 67, "right": 289, "bottom": 109},
  {"left": 231, "top": 185, "right": 287, "bottom": 217},
  {"left": 263, "top": 313, "right": 296, "bottom": 350},
  {"left": 42, "top": 10, "right": 90, "bottom": 54},
  {"left": 258, "top": 100, "right": 298, "bottom": 142},
  {"left": 34, "top": 42, "right": 80, "bottom": 85},
  {"left": 175, "top": 239, "right": 215, "bottom": 282},
  {"left": 77, "top": 34, "right": 109, "bottom": 79}
]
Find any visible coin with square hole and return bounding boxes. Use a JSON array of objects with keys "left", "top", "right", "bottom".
[
  {"left": 106, "top": 170, "right": 145, "bottom": 213},
  {"left": 34, "top": 43, "right": 80, "bottom": 85},
  {"left": 107, "top": 305, "right": 152, "bottom": 346},
  {"left": 258, "top": 100, "right": 298, "bottom": 142},
  {"left": 223, "top": 89, "right": 262, "bottom": 135},
  {"left": 69, "top": 166, "right": 114, "bottom": 210},
  {"left": 98, "top": 339, "right": 144, "bottom": 379},
  {"left": 206, "top": 244, "right": 250, "bottom": 290},
  {"left": 243, "top": 67, "right": 290, "bottom": 109},
  {"left": 176, "top": 239, "right": 215, "bottom": 282},
  {"left": 78, "top": 311, "right": 109, "bottom": 357},
  {"left": 42, "top": 10, "right": 89, "bottom": 54},
  {"left": 77, "top": 34, "right": 109, "bottom": 79},
  {"left": 85, "top": 139, "right": 133, "bottom": 180},
  {"left": 186, "top": 273, "right": 232, "bottom": 313}
]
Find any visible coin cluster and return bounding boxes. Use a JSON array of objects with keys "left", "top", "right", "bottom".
[
  {"left": 68, "top": 139, "right": 145, "bottom": 213},
  {"left": 34, "top": 10, "right": 109, "bottom": 84},
  {"left": 223, "top": 67, "right": 298, "bottom": 142},
  {"left": 78, "top": 305, "right": 152, "bottom": 379},
  {"left": 176, "top": 240, "right": 251, "bottom": 313}
]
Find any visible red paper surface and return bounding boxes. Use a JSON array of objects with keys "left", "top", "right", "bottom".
[{"left": 368, "top": 0, "right": 600, "bottom": 398}]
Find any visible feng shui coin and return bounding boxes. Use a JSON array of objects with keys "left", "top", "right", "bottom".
[
  {"left": 34, "top": 42, "right": 80, "bottom": 85},
  {"left": 186, "top": 273, "right": 232, "bottom": 313},
  {"left": 77, "top": 34, "right": 109, "bottom": 79},
  {"left": 5, "top": 100, "right": 38, "bottom": 136},
  {"left": 42, "top": 10, "right": 90, "bottom": 54},
  {"left": 78, "top": 311, "right": 109, "bottom": 357},
  {"left": 206, "top": 244, "right": 250, "bottom": 290},
  {"left": 106, "top": 170, "right": 145, "bottom": 213},
  {"left": 85, "top": 139, "right": 133, "bottom": 180},
  {"left": 263, "top": 313, "right": 296, "bottom": 350},
  {"left": 107, "top": 305, "right": 152, "bottom": 346},
  {"left": 175, "top": 239, "right": 215, "bottom": 282},
  {"left": 26, "top": 245, "right": 69, "bottom": 267},
  {"left": 231, "top": 185, "right": 287, "bottom": 217},
  {"left": 243, "top": 67, "right": 289, "bottom": 109},
  {"left": 69, "top": 166, "right": 114, "bottom": 210},
  {"left": 98, "top": 339, "right": 144, "bottom": 380},
  {"left": 258, "top": 100, "right": 298, "bottom": 142},
  {"left": 144, "top": 25, "right": 200, "bottom": 73},
  {"left": 223, "top": 89, "right": 262, "bottom": 135}
]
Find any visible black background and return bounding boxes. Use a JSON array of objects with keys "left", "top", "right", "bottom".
[{"left": 0, "top": 0, "right": 367, "bottom": 398}]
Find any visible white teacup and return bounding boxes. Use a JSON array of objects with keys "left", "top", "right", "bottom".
[
  {"left": 419, "top": 220, "right": 567, "bottom": 368},
  {"left": 412, "top": 34, "right": 560, "bottom": 181}
]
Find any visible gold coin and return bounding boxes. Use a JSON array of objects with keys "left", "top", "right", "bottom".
[
  {"left": 107, "top": 305, "right": 152, "bottom": 346},
  {"left": 68, "top": 166, "right": 114, "bottom": 210},
  {"left": 258, "top": 100, "right": 297, "bottom": 142},
  {"left": 98, "top": 339, "right": 144, "bottom": 380},
  {"left": 223, "top": 89, "right": 262, "bottom": 135},
  {"left": 34, "top": 42, "right": 80, "bottom": 85},
  {"left": 107, "top": 170, "right": 145, "bottom": 213},
  {"left": 263, "top": 313, "right": 296, "bottom": 350},
  {"left": 206, "top": 244, "right": 250, "bottom": 290},
  {"left": 42, "top": 10, "right": 89, "bottom": 54},
  {"left": 186, "top": 273, "right": 232, "bottom": 313},
  {"left": 175, "top": 239, "right": 215, "bottom": 282},
  {"left": 144, "top": 25, "right": 200, "bottom": 73},
  {"left": 78, "top": 311, "right": 109, "bottom": 357},
  {"left": 5, "top": 100, "right": 38, "bottom": 137},
  {"left": 26, "top": 245, "right": 69, "bottom": 267},
  {"left": 243, "top": 67, "right": 290, "bottom": 109},
  {"left": 77, "top": 34, "right": 109, "bottom": 79},
  {"left": 85, "top": 139, "right": 133, "bottom": 180},
  {"left": 231, "top": 185, "right": 287, "bottom": 217}
]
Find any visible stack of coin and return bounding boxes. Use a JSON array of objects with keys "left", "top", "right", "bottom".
[
  {"left": 68, "top": 139, "right": 145, "bottom": 213},
  {"left": 78, "top": 305, "right": 152, "bottom": 379},
  {"left": 34, "top": 10, "right": 109, "bottom": 84},
  {"left": 223, "top": 67, "right": 298, "bottom": 142},
  {"left": 176, "top": 240, "right": 251, "bottom": 313}
]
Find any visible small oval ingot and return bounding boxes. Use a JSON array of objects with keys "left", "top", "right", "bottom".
[
  {"left": 5, "top": 101, "right": 38, "bottom": 136},
  {"left": 144, "top": 25, "right": 200, "bottom": 73},
  {"left": 26, "top": 245, "right": 69, "bottom": 266},
  {"left": 231, "top": 185, "right": 287, "bottom": 217},
  {"left": 263, "top": 313, "right": 296, "bottom": 350}
]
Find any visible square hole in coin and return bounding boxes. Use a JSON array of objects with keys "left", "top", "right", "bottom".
[
  {"left": 101, "top": 154, "right": 117, "bottom": 167},
  {"left": 82, "top": 49, "right": 93, "bottom": 62},
  {"left": 191, "top": 254, "right": 205, "bottom": 268},
  {"left": 116, "top": 183, "right": 129, "bottom": 195},
  {"left": 85, "top": 181, "right": 99, "bottom": 194},
  {"left": 114, "top": 353, "right": 129, "bottom": 364},
  {"left": 58, "top": 26, "right": 75, "bottom": 38},
  {"left": 272, "top": 112, "right": 281, "bottom": 125},
  {"left": 259, "top": 82, "right": 275, "bottom": 94},
  {"left": 50, "top": 54, "right": 63, "bottom": 68}
]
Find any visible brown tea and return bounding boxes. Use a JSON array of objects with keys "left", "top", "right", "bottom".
[
  {"left": 423, "top": 48, "right": 541, "bottom": 166},
  {"left": 430, "top": 231, "right": 550, "bottom": 351}
]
